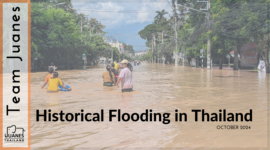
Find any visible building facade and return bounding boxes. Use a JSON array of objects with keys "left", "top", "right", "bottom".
[{"left": 105, "top": 39, "right": 124, "bottom": 53}]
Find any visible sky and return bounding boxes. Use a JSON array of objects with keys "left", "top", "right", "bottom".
[{"left": 72, "top": 0, "right": 173, "bottom": 52}]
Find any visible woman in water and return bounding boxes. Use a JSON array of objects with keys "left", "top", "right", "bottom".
[
  {"left": 116, "top": 59, "right": 133, "bottom": 92},
  {"left": 47, "top": 72, "right": 71, "bottom": 92},
  {"left": 102, "top": 65, "right": 115, "bottom": 87},
  {"left": 41, "top": 67, "right": 62, "bottom": 89}
]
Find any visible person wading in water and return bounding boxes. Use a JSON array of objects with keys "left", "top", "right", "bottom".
[
  {"left": 102, "top": 65, "right": 116, "bottom": 86},
  {"left": 41, "top": 67, "right": 63, "bottom": 89},
  {"left": 47, "top": 72, "right": 71, "bottom": 93},
  {"left": 116, "top": 59, "right": 133, "bottom": 92},
  {"left": 111, "top": 63, "right": 119, "bottom": 83}
]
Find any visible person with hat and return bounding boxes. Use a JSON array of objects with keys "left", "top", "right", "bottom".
[{"left": 116, "top": 59, "right": 133, "bottom": 92}]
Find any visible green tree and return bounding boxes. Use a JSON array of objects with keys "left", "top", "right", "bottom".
[
  {"left": 31, "top": 2, "right": 108, "bottom": 70},
  {"left": 154, "top": 9, "right": 168, "bottom": 24},
  {"left": 113, "top": 47, "right": 120, "bottom": 61},
  {"left": 88, "top": 18, "right": 106, "bottom": 35}
]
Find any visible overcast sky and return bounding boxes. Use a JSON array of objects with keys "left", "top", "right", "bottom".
[{"left": 72, "top": 0, "right": 172, "bottom": 51}]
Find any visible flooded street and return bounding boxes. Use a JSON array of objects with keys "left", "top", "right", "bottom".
[{"left": 31, "top": 63, "right": 269, "bottom": 149}]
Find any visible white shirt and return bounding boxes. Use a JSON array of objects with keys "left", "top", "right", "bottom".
[{"left": 119, "top": 68, "right": 133, "bottom": 89}]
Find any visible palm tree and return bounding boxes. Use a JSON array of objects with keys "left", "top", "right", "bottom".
[{"left": 154, "top": 9, "right": 168, "bottom": 24}]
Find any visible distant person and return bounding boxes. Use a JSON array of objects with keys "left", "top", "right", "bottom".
[
  {"left": 118, "top": 60, "right": 123, "bottom": 71},
  {"left": 116, "top": 59, "right": 133, "bottom": 92},
  {"left": 111, "top": 63, "right": 119, "bottom": 82},
  {"left": 47, "top": 72, "right": 71, "bottom": 93},
  {"left": 41, "top": 67, "right": 62, "bottom": 89},
  {"left": 49, "top": 62, "right": 57, "bottom": 71},
  {"left": 102, "top": 65, "right": 115, "bottom": 87},
  {"left": 111, "top": 63, "right": 118, "bottom": 75},
  {"left": 114, "top": 61, "right": 119, "bottom": 70}
]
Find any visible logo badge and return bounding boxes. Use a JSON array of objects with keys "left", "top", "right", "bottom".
[{"left": 5, "top": 125, "right": 25, "bottom": 143}]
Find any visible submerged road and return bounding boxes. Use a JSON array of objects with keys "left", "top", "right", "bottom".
[{"left": 31, "top": 63, "right": 269, "bottom": 149}]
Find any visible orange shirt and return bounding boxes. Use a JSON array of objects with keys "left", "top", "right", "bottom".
[
  {"left": 45, "top": 73, "right": 60, "bottom": 86},
  {"left": 102, "top": 71, "right": 115, "bottom": 83}
]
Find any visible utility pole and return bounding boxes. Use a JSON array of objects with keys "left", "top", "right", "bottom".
[
  {"left": 174, "top": 16, "right": 178, "bottom": 66},
  {"left": 157, "top": 36, "right": 159, "bottom": 63},
  {"left": 206, "top": 0, "right": 211, "bottom": 69},
  {"left": 89, "top": 23, "right": 92, "bottom": 35},
  {"left": 176, "top": 0, "right": 210, "bottom": 68},
  {"left": 111, "top": 47, "right": 113, "bottom": 62},
  {"left": 81, "top": 16, "right": 82, "bottom": 34},
  {"left": 152, "top": 39, "right": 154, "bottom": 63},
  {"left": 154, "top": 35, "right": 156, "bottom": 63},
  {"left": 182, "top": 47, "right": 185, "bottom": 66},
  {"left": 162, "top": 31, "right": 165, "bottom": 64}
]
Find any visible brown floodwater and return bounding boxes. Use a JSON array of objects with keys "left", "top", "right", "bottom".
[{"left": 31, "top": 63, "right": 269, "bottom": 150}]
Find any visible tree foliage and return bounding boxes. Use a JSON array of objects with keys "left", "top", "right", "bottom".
[
  {"left": 31, "top": 1, "right": 115, "bottom": 69},
  {"left": 139, "top": 0, "right": 270, "bottom": 70}
]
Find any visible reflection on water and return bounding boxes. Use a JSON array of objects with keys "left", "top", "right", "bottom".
[{"left": 31, "top": 63, "right": 269, "bottom": 149}]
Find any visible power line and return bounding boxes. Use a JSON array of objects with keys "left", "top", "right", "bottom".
[
  {"left": 106, "top": 33, "right": 139, "bottom": 35},
  {"left": 78, "top": 9, "right": 173, "bottom": 13}
]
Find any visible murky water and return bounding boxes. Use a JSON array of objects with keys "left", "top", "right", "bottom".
[{"left": 31, "top": 63, "right": 269, "bottom": 150}]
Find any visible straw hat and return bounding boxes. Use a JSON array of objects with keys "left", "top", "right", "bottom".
[{"left": 121, "top": 59, "right": 129, "bottom": 64}]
